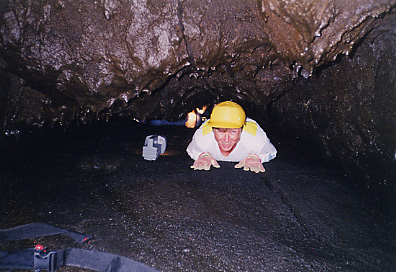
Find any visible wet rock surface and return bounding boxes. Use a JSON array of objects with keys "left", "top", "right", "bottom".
[
  {"left": 268, "top": 10, "right": 396, "bottom": 191},
  {"left": 1, "top": 121, "right": 395, "bottom": 271},
  {"left": 1, "top": 0, "right": 394, "bottom": 126}
]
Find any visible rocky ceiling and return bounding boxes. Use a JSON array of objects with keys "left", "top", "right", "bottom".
[{"left": 0, "top": 0, "right": 396, "bottom": 189}]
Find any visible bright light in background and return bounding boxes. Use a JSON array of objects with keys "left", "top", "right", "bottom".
[
  {"left": 185, "top": 111, "right": 197, "bottom": 128},
  {"left": 185, "top": 106, "right": 208, "bottom": 128},
  {"left": 196, "top": 106, "right": 207, "bottom": 115}
]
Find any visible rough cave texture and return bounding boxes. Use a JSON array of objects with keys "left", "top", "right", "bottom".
[
  {"left": 0, "top": 1, "right": 395, "bottom": 189},
  {"left": 268, "top": 10, "right": 396, "bottom": 189}
]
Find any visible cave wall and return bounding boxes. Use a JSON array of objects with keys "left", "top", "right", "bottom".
[
  {"left": 0, "top": 0, "right": 396, "bottom": 188},
  {"left": 268, "top": 11, "right": 396, "bottom": 189}
]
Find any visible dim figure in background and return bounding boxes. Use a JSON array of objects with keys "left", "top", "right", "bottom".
[{"left": 186, "top": 101, "right": 277, "bottom": 173}]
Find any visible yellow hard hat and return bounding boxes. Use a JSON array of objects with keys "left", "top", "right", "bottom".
[{"left": 208, "top": 101, "right": 246, "bottom": 128}]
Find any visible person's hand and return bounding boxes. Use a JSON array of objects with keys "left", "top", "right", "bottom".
[
  {"left": 235, "top": 153, "right": 265, "bottom": 173},
  {"left": 191, "top": 152, "right": 220, "bottom": 170}
]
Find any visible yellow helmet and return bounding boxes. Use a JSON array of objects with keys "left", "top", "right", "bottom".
[{"left": 208, "top": 101, "right": 246, "bottom": 128}]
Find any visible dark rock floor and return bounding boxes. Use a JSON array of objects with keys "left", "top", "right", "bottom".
[{"left": 0, "top": 120, "right": 395, "bottom": 271}]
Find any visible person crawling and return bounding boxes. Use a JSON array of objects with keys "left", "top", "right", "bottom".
[{"left": 186, "top": 101, "right": 277, "bottom": 173}]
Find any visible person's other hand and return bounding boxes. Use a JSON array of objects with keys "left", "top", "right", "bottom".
[
  {"left": 235, "top": 153, "right": 265, "bottom": 173},
  {"left": 191, "top": 152, "right": 220, "bottom": 170}
]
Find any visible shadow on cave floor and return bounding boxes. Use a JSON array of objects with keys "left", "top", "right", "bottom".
[{"left": 0, "top": 118, "right": 395, "bottom": 272}]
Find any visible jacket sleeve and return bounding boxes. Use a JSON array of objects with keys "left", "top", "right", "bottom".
[
  {"left": 245, "top": 119, "right": 277, "bottom": 163},
  {"left": 257, "top": 136, "right": 277, "bottom": 162},
  {"left": 186, "top": 124, "right": 213, "bottom": 161},
  {"left": 186, "top": 134, "right": 203, "bottom": 161}
]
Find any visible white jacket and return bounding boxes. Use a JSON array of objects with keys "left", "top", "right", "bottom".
[{"left": 186, "top": 118, "right": 277, "bottom": 163}]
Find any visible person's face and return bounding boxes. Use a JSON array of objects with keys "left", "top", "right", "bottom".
[{"left": 213, "top": 127, "right": 242, "bottom": 156}]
